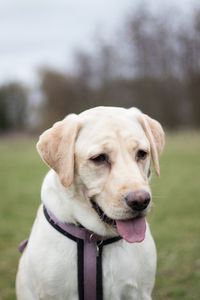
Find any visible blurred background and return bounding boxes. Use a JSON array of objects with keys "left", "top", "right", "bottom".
[{"left": 0, "top": 0, "right": 200, "bottom": 299}]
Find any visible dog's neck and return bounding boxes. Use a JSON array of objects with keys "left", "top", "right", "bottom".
[{"left": 41, "top": 170, "right": 118, "bottom": 237}]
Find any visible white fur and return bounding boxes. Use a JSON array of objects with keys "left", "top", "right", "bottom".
[{"left": 16, "top": 107, "right": 161, "bottom": 300}]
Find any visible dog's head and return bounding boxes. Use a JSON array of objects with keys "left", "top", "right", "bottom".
[{"left": 37, "top": 107, "right": 165, "bottom": 241}]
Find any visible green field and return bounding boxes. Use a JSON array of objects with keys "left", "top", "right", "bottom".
[{"left": 0, "top": 133, "right": 200, "bottom": 300}]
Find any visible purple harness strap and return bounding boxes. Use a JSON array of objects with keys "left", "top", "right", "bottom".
[
  {"left": 19, "top": 206, "right": 122, "bottom": 300},
  {"left": 18, "top": 238, "right": 29, "bottom": 253}
]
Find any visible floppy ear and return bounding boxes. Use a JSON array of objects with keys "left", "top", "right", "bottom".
[
  {"left": 138, "top": 113, "right": 165, "bottom": 176},
  {"left": 37, "top": 114, "right": 80, "bottom": 187}
]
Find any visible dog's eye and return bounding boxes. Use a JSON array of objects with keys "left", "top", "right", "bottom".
[
  {"left": 90, "top": 154, "right": 109, "bottom": 164},
  {"left": 136, "top": 150, "right": 148, "bottom": 161}
]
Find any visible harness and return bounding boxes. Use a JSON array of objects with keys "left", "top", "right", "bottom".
[{"left": 19, "top": 205, "right": 122, "bottom": 300}]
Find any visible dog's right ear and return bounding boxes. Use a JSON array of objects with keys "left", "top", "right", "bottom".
[
  {"left": 37, "top": 114, "right": 81, "bottom": 188},
  {"left": 138, "top": 113, "right": 165, "bottom": 177}
]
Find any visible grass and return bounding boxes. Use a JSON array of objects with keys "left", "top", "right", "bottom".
[
  {"left": 0, "top": 132, "right": 200, "bottom": 299},
  {"left": 150, "top": 132, "right": 200, "bottom": 299}
]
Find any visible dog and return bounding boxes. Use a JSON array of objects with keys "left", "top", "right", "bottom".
[{"left": 16, "top": 106, "right": 165, "bottom": 300}]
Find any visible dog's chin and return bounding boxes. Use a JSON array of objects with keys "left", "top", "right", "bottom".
[{"left": 90, "top": 199, "right": 148, "bottom": 229}]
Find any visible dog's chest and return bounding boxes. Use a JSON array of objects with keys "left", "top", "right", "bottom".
[
  {"left": 102, "top": 241, "right": 147, "bottom": 299},
  {"left": 35, "top": 238, "right": 150, "bottom": 300},
  {"left": 25, "top": 209, "right": 156, "bottom": 300}
]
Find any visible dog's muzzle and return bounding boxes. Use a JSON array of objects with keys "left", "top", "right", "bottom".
[{"left": 90, "top": 191, "right": 150, "bottom": 244}]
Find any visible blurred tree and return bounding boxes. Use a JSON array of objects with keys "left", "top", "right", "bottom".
[
  {"left": 123, "top": 5, "right": 200, "bottom": 128},
  {"left": 39, "top": 66, "right": 94, "bottom": 129},
  {"left": 188, "top": 73, "right": 200, "bottom": 127},
  {"left": 0, "top": 82, "right": 28, "bottom": 132},
  {"left": 37, "top": 3, "right": 200, "bottom": 130},
  {"left": 186, "top": 10, "right": 200, "bottom": 127}
]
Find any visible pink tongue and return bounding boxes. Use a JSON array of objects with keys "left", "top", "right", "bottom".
[{"left": 116, "top": 217, "right": 146, "bottom": 243}]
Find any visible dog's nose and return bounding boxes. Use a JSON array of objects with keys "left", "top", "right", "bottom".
[{"left": 124, "top": 190, "right": 151, "bottom": 211}]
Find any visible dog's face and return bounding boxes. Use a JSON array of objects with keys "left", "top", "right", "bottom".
[{"left": 37, "top": 107, "right": 165, "bottom": 240}]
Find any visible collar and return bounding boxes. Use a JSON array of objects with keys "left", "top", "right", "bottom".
[
  {"left": 43, "top": 205, "right": 118, "bottom": 243},
  {"left": 43, "top": 205, "right": 122, "bottom": 300}
]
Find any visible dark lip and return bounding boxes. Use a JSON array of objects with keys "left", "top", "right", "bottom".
[
  {"left": 90, "top": 199, "right": 116, "bottom": 227},
  {"left": 91, "top": 199, "right": 146, "bottom": 226}
]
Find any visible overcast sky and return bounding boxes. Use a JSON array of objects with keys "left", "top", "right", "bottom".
[{"left": 0, "top": 0, "right": 198, "bottom": 85}]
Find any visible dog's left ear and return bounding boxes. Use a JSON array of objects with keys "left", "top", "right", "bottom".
[
  {"left": 139, "top": 113, "right": 165, "bottom": 176},
  {"left": 37, "top": 114, "right": 81, "bottom": 187}
]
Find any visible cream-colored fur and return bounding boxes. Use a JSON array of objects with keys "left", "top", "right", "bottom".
[{"left": 16, "top": 106, "right": 165, "bottom": 300}]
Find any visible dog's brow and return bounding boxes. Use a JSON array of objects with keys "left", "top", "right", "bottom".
[
  {"left": 125, "top": 135, "right": 150, "bottom": 150},
  {"left": 87, "top": 141, "right": 115, "bottom": 158},
  {"left": 127, "top": 139, "right": 139, "bottom": 149},
  {"left": 101, "top": 141, "right": 115, "bottom": 152}
]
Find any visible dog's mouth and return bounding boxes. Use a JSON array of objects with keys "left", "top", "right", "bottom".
[
  {"left": 91, "top": 199, "right": 116, "bottom": 227},
  {"left": 91, "top": 199, "right": 146, "bottom": 243}
]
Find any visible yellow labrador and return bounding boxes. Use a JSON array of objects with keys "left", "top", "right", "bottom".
[{"left": 16, "top": 106, "right": 165, "bottom": 300}]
